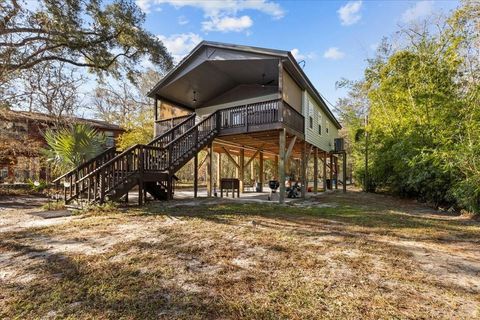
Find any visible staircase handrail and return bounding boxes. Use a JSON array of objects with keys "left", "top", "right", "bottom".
[
  {"left": 74, "top": 114, "right": 195, "bottom": 185},
  {"left": 149, "top": 113, "right": 196, "bottom": 147},
  {"left": 63, "top": 109, "right": 223, "bottom": 203},
  {"left": 163, "top": 111, "right": 218, "bottom": 149},
  {"left": 52, "top": 146, "right": 117, "bottom": 184}
]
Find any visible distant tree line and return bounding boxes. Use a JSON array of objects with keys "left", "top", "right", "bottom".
[
  {"left": 336, "top": 0, "right": 479, "bottom": 213},
  {"left": 0, "top": 0, "right": 173, "bottom": 175}
]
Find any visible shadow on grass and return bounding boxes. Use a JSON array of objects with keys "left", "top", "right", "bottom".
[
  {"left": 139, "top": 200, "right": 480, "bottom": 244},
  {"left": 0, "top": 233, "right": 284, "bottom": 319},
  {"left": 1, "top": 203, "right": 479, "bottom": 318}
]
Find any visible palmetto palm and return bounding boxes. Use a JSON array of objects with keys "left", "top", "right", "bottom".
[{"left": 43, "top": 124, "right": 106, "bottom": 175}]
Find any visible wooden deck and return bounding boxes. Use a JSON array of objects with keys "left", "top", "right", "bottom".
[
  {"left": 217, "top": 99, "right": 304, "bottom": 138},
  {"left": 154, "top": 99, "right": 305, "bottom": 145},
  {"left": 213, "top": 130, "right": 305, "bottom": 160}
]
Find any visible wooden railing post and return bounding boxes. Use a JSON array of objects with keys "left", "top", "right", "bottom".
[
  {"left": 216, "top": 111, "right": 221, "bottom": 132},
  {"left": 245, "top": 105, "right": 249, "bottom": 132},
  {"left": 74, "top": 170, "right": 78, "bottom": 199},
  {"left": 99, "top": 171, "right": 105, "bottom": 204},
  {"left": 138, "top": 146, "right": 144, "bottom": 174},
  {"left": 168, "top": 143, "right": 173, "bottom": 169},
  {"left": 279, "top": 100, "right": 284, "bottom": 123},
  {"left": 138, "top": 146, "right": 144, "bottom": 205}
]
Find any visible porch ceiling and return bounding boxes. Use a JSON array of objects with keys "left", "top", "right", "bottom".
[
  {"left": 211, "top": 131, "right": 325, "bottom": 160},
  {"left": 156, "top": 58, "right": 279, "bottom": 109}
]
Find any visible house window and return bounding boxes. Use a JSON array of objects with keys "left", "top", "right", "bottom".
[
  {"left": 325, "top": 121, "right": 330, "bottom": 134},
  {"left": 0, "top": 166, "right": 8, "bottom": 179},
  {"left": 318, "top": 113, "right": 322, "bottom": 135},
  {"left": 105, "top": 131, "right": 115, "bottom": 147},
  {"left": 308, "top": 101, "right": 314, "bottom": 130}
]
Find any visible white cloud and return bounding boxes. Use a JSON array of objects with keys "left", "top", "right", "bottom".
[
  {"left": 137, "top": 0, "right": 285, "bottom": 18},
  {"left": 137, "top": 0, "right": 284, "bottom": 33},
  {"left": 337, "top": 1, "right": 362, "bottom": 26},
  {"left": 401, "top": 1, "right": 434, "bottom": 23},
  {"left": 157, "top": 33, "right": 203, "bottom": 62},
  {"left": 323, "top": 47, "right": 345, "bottom": 60},
  {"left": 291, "top": 48, "right": 316, "bottom": 61},
  {"left": 136, "top": 0, "right": 153, "bottom": 13},
  {"left": 202, "top": 15, "right": 253, "bottom": 32},
  {"left": 178, "top": 15, "right": 189, "bottom": 25}
]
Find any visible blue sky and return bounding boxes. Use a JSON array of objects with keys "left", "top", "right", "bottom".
[{"left": 138, "top": 0, "right": 459, "bottom": 107}]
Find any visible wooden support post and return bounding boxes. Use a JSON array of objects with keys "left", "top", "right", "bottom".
[
  {"left": 207, "top": 144, "right": 213, "bottom": 197},
  {"left": 274, "top": 155, "right": 279, "bottom": 178},
  {"left": 235, "top": 155, "right": 239, "bottom": 178},
  {"left": 239, "top": 148, "right": 245, "bottom": 193},
  {"left": 216, "top": 152, "right": 221, "bottom": 189},
  {"left": 343, "top": 152, "right": 347, "bottom": 193},
  {"left": 335, "top": 156, "right": 339, "bottom": 190},
  {"left": 138, "top": 179, "right": 143, "bottom": 205},
  {"left": 194, "top": 153, "right": 198, "bottom": 198},
  {"left": 166, "top": 177, "right": 172, "bottom": 200},
  {"left": 323, "top": 151, "right": 327, "bottom": 191},
  {"left": 278, "top": 59, "right": 284, "bottom": 122},
  {"left": 250, "top": 160, "right": 254, "bottom": 181},
  {"left": 329, "top": 153, "right": 333, "bottom": 190},
  {"left": 259, "top": 151, "right": 264, "bottom": 192},
  {"left": 279, "top": 129, "right": 286, "bottom": 203},
  {"left": 313, "top": 147, "right": 318, "bottom": 194},
  {"left": 138, "top": 146, "right": 144, "bottom": 205},
  {"left": 301, "top": 141, "right": 307, "bottom": 198}
]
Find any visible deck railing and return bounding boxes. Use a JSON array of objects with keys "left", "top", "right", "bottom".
[
  {"left": 57, "top": 98, "right": 305, "bottom": 204},
  {"left": 154, "top": 114, "right": 193, "bottom": 135},
  {"left": 52, "top": 147, "right": 120, "bottom": 202},
  {"left": 218, "top": 99, "right": 304, "bottom": 134},
  {"left": 282, "top": 101, "right": 304, "bottom": 134},
  {"left": 72, "top": 112, "right": 219, "bottom": 203},
  {"left": 151, "top": 114, "right": 196, "bottom": 148}
]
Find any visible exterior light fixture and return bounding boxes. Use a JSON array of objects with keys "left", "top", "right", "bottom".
[{"left": 193, "top": 91, "right": 197, "bottom": 102}]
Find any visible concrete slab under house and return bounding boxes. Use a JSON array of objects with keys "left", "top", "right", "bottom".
[{"left": 54, "top": 41, "right": 348, "bottom": 205}]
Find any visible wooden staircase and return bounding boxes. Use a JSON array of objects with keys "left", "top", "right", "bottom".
[
  {"left": 53, "top": 99, "right": 291, "bottom": 205},
  {"left": 53, "top": 112, "right": 221, "bottom": 205}
]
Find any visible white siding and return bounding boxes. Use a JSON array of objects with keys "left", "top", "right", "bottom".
[{"left": 303, "top": 91, "right": 339, "bottom": 151}]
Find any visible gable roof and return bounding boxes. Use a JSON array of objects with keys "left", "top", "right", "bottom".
[{"left": 149, "top": 41, "right": 341, "bottom": 129}]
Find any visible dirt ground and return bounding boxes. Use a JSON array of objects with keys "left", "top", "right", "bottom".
[{"left": 0, "top": 189, "right": 479, "bottom": 319}]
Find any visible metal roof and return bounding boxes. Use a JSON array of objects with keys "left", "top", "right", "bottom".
[{"left": 148, "top": 41, "right": 341, "bottom": 129}]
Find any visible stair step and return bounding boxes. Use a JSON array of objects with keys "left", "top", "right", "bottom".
[
  {"left": 65, "top": 204, "right": 83, "bottom": 210},
  {"left": 62, "top": 114, "right": 217, "bottom": 204}
]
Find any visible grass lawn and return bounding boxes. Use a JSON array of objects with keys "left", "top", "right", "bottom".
[{"left": 0, "top": 190, "right": 479, "bottom": 319}]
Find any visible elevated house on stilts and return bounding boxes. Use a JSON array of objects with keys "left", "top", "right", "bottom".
[{"left": 54, "top": 41, "right": 346, "bottom": 205}]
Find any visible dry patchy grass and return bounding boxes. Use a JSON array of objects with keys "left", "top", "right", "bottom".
[{"left": 0, "top": 190, "right": 479, "bottom": 319}]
